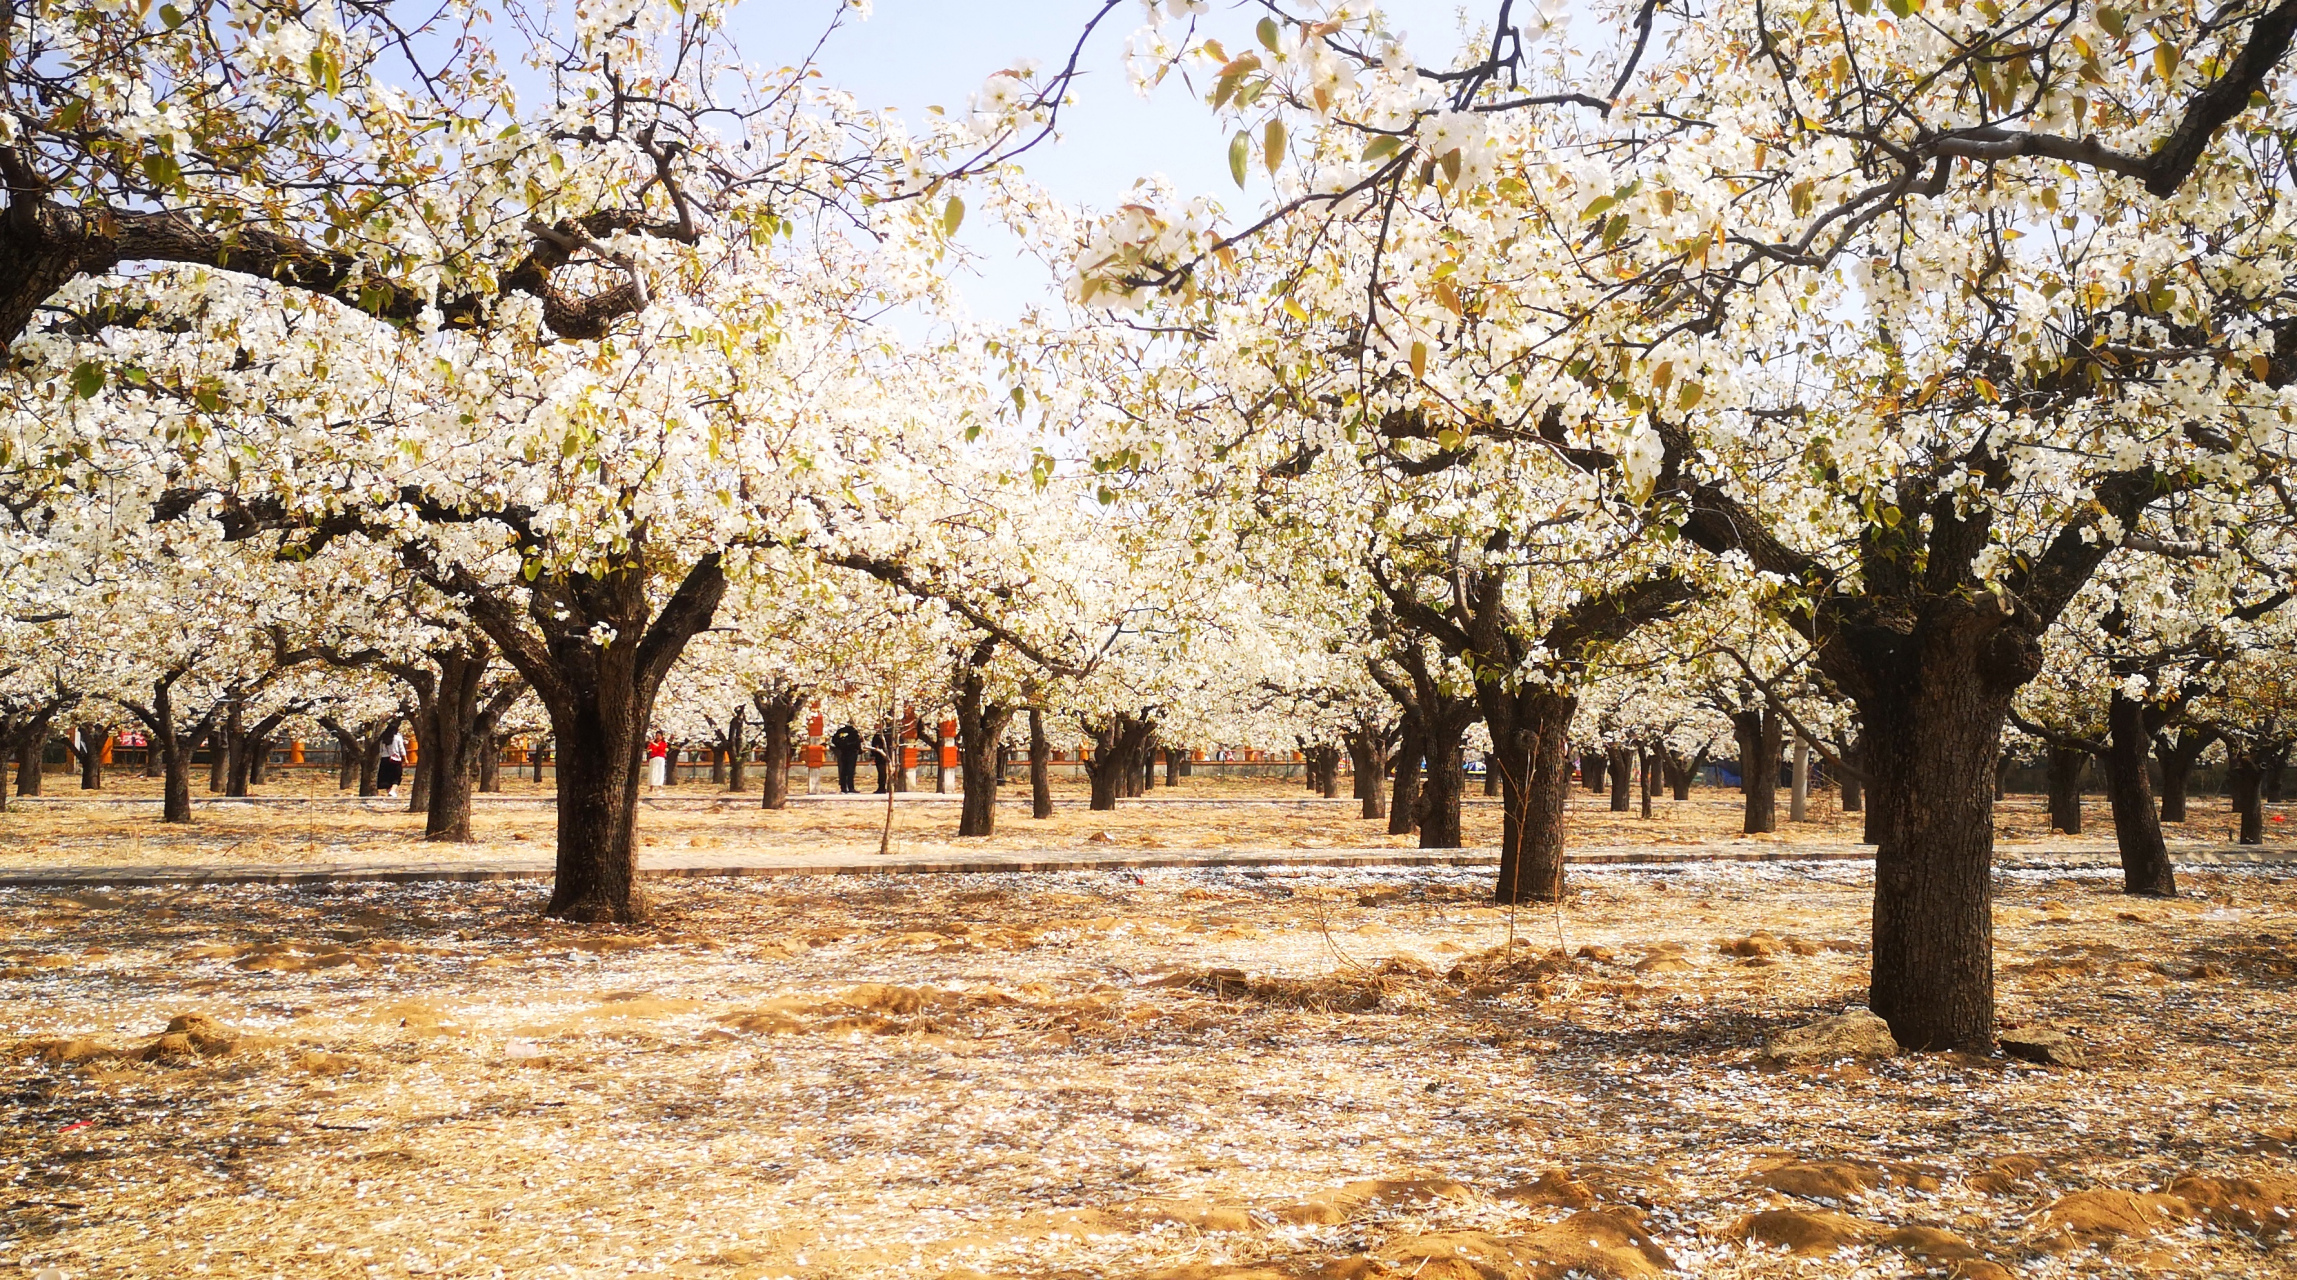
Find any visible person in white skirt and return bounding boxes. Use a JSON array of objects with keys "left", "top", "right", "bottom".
[{"left": 647, "top": 731, "right": 669, "bottom": 788}]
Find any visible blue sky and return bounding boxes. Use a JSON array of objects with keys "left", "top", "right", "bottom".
[{"left": 734, "top": 1, "right": 1495, "bottom": 323}]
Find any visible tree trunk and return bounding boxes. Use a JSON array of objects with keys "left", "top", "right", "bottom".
[
  {"left": 446, "top": 550, "right": 726, "bottom": 924},
  {"left": 2230, "top": 754, "right": 2265, "bottom": 845},
  {"left": 407, "top": 738, "right": 433, "bottom": 813},
  {"left": 1484, "top": 688, "right": 1575, "bottom": 904},
  {"left": 360, "top": 722, "right": 392, "bottom": 796},
  {"left": 1581, "top": 752, "right": 1606, "bottom": 794},
  {"left": 1664, "top": 747, "right": 1702, "bottom": 801},
  {"left": 1028, "top": 709, "right": 1053, "bottom": 820},
  {"left": 1389, "top": 715, "right": 1422, "bottom": 836},
  {"left": 1607, "top": 746, "right": 1632, "bottom": 812},
  {"left": 16, "top": 734, "right": 44, "bottom": 797},
  {"left": 1854, "top": 647, "right": 2016, "bottom": 1053},
  {"left": 1733, "top": 710, "right": 1781, "bottom": 834},
  {"left": 2155, "top": 727, "right": 2210, "bottom": 824},
  {"left": 2104, "top": 693, "right": 2175, "bottom": 896},
  {"left": 725, "top": 708, "right": 747, "bottom": 793},
  {"left": 2265, "top": 748, "right": 2290, "bottom": 804},
  {"left": 1141, "top": 740, "right": 1157, "bottom": 792},
  {"left": 223, "top": 701, "right": 254, "bottom": 797},
  {"left": 1314, "top": 745, "right": 1342, "bottom": 799},
  {"left": 73, "top": 723, "right": 104, "bottom": 790},
  {"left": 1165, "top": 745, "right": 1183, "bottom": 786},
  {"left": 1640, "top": 748, "right": 1655, "bottom": 820},
  {"left": 753, "top": 691, "right": 802, "bottom": 811},
  {"left": 1344, "top": 730, "right": 1389, "bottom": 821},
  {"left": 415, "top": 649, "right": 493, "bottom": 843},
  {"left": 161, "top": 732, "right": 196, "bottom": 823},
  {"left": 334, "top": 729, "right": 361, "bottom": 789},
  {"left": 1418, "top": 725, "right": 1467, "bottom": 849},
  {"left": 1082, "top": 715, "right": 1153, "bottom": 811},
  {"left": 953, "top": 670, "right": 1013, "bottom": 838},
  {"left": 207, "top": 710, "right": 231, "bottom": 793},
  {"left": 2045, "top": 745, "right": 2086, "bottom": 835},
  {"left": 1840, "top": 736, "right": 1864, "bottom": 812}
]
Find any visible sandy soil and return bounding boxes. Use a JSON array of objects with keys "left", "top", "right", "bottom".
[
  {"left": 3, "top": 853, "right": 2293, "bottom": 1279},
  {"left": 2, "top": 777, "right": 2285, "bottom": 872}
]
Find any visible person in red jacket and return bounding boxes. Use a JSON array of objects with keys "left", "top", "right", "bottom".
[{"left": 647, "top": 732, "right": 669, "bottom": 789}]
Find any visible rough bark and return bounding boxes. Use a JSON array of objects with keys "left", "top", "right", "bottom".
[
  {"left": 751, "top": 687, "right": 804, "bottom": 811},
  {"left": 1839, "top": 736, "right": 1864, "bottom": 812},
  {"left": 1663, "top": 747, "right": 1704, "bottom": 801},
  {"left": 1484, "top": 687, "right": 1577, "bottom": 904},
  {"left": 2104, "top": 692, "right": 2176, "bottom": 896},
  {"left": 953, "top": 662, "right": 1013, "bottom": 838},
  {"left": 2154, "top": 726, "right": 2213, "bottom": 824},
  {"left": 2046, "top": 745, "right": 2087, "bottom": 835},
  {"left": 1028, "top": 709, "right": 1054, "bottom": 820},
  {"left": 71, "top": 723, "right": 105, "bottom": 790},
  {"left": 1081, "top": 713, "right": 1155, "bottom": 811},
  {"left": 2229, "top": 754, "right": 2265, "bottom": 844},
  {"left": 1733, "top": 709, "right": 1782, "bottom": 834},
  {"left": 723, "top": 707, "right": 748, "bottom": 794},
  {"left": 1343, "top": 724, "right": 1391, "bottom": 821},
  {"left": 1388, "top": 713, "right": 1423, "bottom": 836},
  {"left": 120, "top": 675, "right": 221, "bottom": 825},
  {"left": 1607, "top": 746, "right": 1633, "bottom": 812},
  {"left": 1165, "top": 745, "right": 1183, "bottom": 786}
]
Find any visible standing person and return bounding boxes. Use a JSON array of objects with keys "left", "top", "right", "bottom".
[
  {"left": 379, "top": 729, "right": 407, "bottom": 798},
  {"left": 868, "top": 723, "right": 892, "bottom": 794},
  {"left": 831, "top": 723, "right": 865, "bottom": 794},
  {"left": 647, "top": 731, "right": 670, "bottom": 789}
]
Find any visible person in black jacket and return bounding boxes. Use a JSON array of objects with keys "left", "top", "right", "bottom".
[
  {"left": 867, "top": 725, "right": 892, "bottom": 793},
  {"left": 830, "top": 723, "right": 865, "bottom": 793}
]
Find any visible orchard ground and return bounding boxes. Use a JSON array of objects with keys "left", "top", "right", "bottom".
[{"left": 2, "top": 786, "right": 2295, "bottom": 1280}]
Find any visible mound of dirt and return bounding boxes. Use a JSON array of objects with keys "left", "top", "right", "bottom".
[
  {"left": 1999, "top": 1026, "right": 2086, "bottom": 1068},
  {"left": 1494, "top": 1170, "right": 1597, "bottom": 1209},
  {"left": 24, "top": 1036, "right": 116, "bottom": 1065},
  {"left": 2166, "top": 1173, "right": 2297, "bottom": 1238},
  {"left": 1967, "top": 1155, "right": 2051, "bottom": 1196},
  {"left": 1719, "top": 932, "right": 1819, "bottom": 958},
  {"left": 1730, "top": 1208, "right": 1878, "bottom": 1255},
  {"left": 1752, "top": 1157, "right": 1941, "bottom": 1201},
  {"left": 1878, "top": 1225, "right": 1983, "bottom": 1261},
  {"left": 1759, "top": 1009, "right": 1899, "bottom": 1064},
  {"left": 1146, "top": 967, "right": 1401, "bottom": 1013},
  {"left": 2035, "top": 1189, "right": 2194, "bottom": 1240},
  {"left": 140, "top": 1012, "right": 236, "bottom": 1063},
  {"left": 1375, "top": 1212, "right": 1672, "bottom": 1279},
  {"left": 1271, "top": 1177, "right": 1475, "bottom": 1224}
]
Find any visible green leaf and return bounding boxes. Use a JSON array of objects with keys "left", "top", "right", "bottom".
[
  {"left": 1601, "top": 213, "right": 1629, "bottom": 248},
  {"left": 139, "top": 151, "right": 182, "bottom": 189},
  {"left": 942, "top": 196, "right": 965, "bottom": 236},
  {"left": 1439, "top": 148, "right": 1462, "bottom": 185},
  {"left": 1010, "top": 384, "right": 1027, "bottom": 413},
  {"left": 1263, "top": 118, "right": 1287, "bottom": 175},
  {"left": 2153, "top": 41, "right": 2181, "bottom": 82},
  {"left": 1409, "top": 341, "right": 1428, "bottom": 380},
  {"left": 70, "top": 361, "right": 104, "bottom": 399},
  {"left": 1676, "top": 381, "right": 1703, "bottom": 410},
  {"left": 159, "top": 3, "right": 186, "bottom": 27},
  {"left": 1229, "top": 130, "right": 1251, "bottom": 188},
  {"left": 1361, "top": 135, "right": 1404, "bottom": 163},
  {"left": 1257, "top": 16, "right": 1281, "bottom": 50}
]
